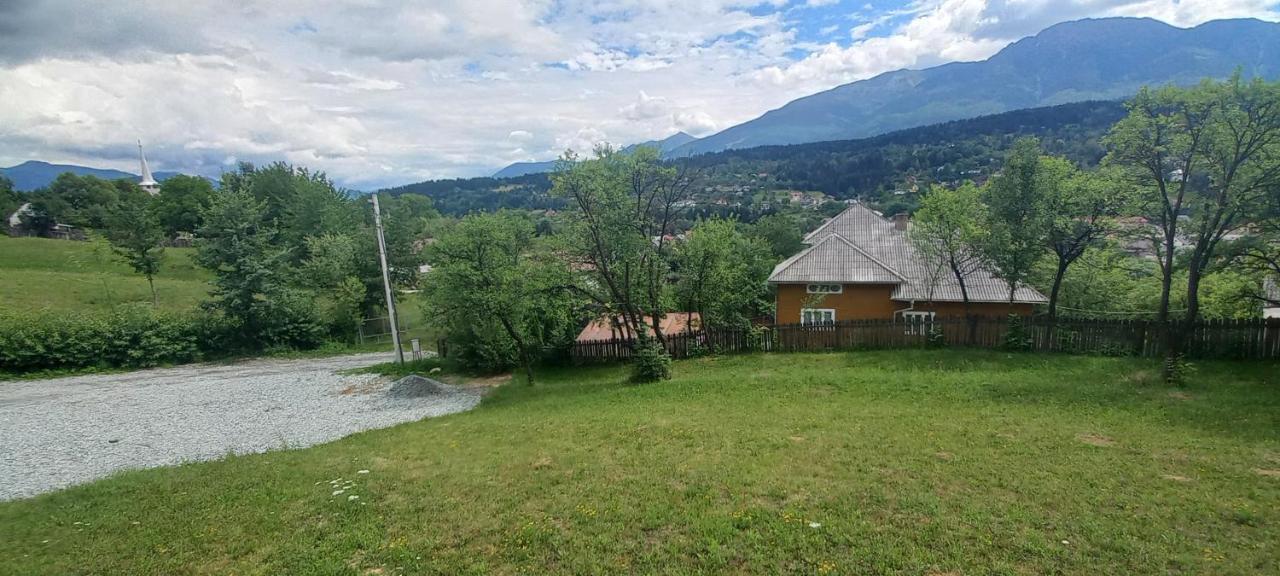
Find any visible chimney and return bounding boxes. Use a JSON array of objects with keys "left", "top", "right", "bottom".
[{"left": 892, "top": 213, "right": 909, "bottom": 232}]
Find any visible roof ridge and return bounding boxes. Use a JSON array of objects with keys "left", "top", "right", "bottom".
[
  {"left": 829, "top": 233, "right": 907, "bottom": 280},
  {"left": 769, "top": 234, "right": 832, "bottom": 277}
]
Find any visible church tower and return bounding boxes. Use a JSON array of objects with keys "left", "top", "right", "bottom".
[{"left": 138, "top": 140, "right": 160, "bottom": 196}]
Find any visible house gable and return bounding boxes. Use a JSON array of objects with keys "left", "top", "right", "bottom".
[
  {"left": 788, "top": 203, "right": 1048, "bottom": 305},
  {"left": 769, "top": 234, "right": 905, "bottom": 285}
]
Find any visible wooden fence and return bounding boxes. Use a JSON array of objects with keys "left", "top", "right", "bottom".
[{"left": 569, "top": 317, "right": 1280, "bottom": 363}]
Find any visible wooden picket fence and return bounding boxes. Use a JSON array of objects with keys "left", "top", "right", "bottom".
[{"left": 569, "top": 317, "right": 1280, "bottom": 364}]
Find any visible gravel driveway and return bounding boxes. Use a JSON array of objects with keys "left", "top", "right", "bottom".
[{"left": 0, "top": 353, "right": 482, "bottom": 501}]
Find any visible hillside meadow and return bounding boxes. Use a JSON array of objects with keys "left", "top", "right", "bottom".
[
  {"left": 2, "top": 350, "right": 1277, "bottom": 575},
  {"left": 0, "top": 235, "right": 434, "bottom": 345},
  {"left": 0, "top": 236, "right": 209, "bottom": 312}
]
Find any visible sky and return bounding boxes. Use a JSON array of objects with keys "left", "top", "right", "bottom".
[{"left": 2, "top": 0, "right": 1278, "bottom": 190}]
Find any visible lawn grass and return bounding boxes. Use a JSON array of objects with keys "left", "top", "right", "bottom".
[
  {"left": 1, "top": 350, "right": 1277, "bottom": 575},
  {"left": 0, "top": 236, "right": 210, "bottom": 312}
]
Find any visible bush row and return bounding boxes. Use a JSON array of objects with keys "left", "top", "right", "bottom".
[{"left": 0, "top": 304, "right": 326, "bottom": 374}]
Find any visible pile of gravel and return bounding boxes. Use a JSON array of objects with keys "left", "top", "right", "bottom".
[
  {"left": 386, "top": 374, "right": 459, "bottom": 399},
  {"left": 0, "top": 354, "right": 483, "bottom": 501}
]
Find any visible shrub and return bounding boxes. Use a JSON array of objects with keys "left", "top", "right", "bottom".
[
  {"left": 926, "top": 325, "right": 947, "bottom": 348},
  {"left": 445, "top": 321, "right": 520, "bottom": 374},
  {"left": 252, "top": 290, "right": 327, "bottom": 351},
  {"left": 0, "top": 307, "right": 201, "bottom": 373},
  {"left": 1002, "top": 314, "right": 1033, "bottom": 351},
  {"left": 631, "top": 334, "right": 672, "bottom": 383}
]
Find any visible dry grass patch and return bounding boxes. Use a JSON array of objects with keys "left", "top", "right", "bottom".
[{"left": 1076, "top": 433, "right": 1117, "bottom": 447}]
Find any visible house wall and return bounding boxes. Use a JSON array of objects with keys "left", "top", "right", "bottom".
[
  {"left": 912, "top": 301, "right": 1035, "bottom": 318},
  {"left": 774, "top": 283, "right": 1035, "bottom": 323},
  {"left": 775, "top": 283, "right": 900, "bottom": 323}
]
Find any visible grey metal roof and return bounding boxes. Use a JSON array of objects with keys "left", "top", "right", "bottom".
[
  {"left": 774, "top": 203, "right": 1048, "bottom": 304},
  {"left": 769, "top": 234, "right": 905, "bottom": 284}
]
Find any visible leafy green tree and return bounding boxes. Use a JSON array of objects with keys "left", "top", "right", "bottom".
[
  {"left": 423, "top": 211, "right": 582, "bottom": 384},
  {"left": 1107, "top": 76, "right": 1280, "bottom": 322},
  {"left": 980, "top": 138, "right": 1055, "bottom": 302},
  {"left": 674, "top": 218, "right": 774, "bottom": 328},
  {"left": 153, "top": 175, "right": 216, "bottom": 236},
  {"left": 746, "top": 213, "right": 805, "bottom": 258},
  {"left": 910, "top": 183, "right": 988, "bottom": 313},
  {"left": 219, "top": 162, "right": 359, "bottom": 252},
  {"left": 196, "top": 190, "right": 322, "bottom": 349},
  {"left": 0, "top": 175, "right": 20, "bottom": 220},
  {"left": 297, "top": 234, "right": 365, "bottom": 340},
  {"left": 1041, "top": 167, "right": 1128, "bottom": 319},
  {"left": 25, "top": 173, "right": 120, "bottom": 230},
  {"left": 1231, "top": 197, "right": 1280, "bottom": 308},
  {"left": 552, "top": 146, "right": 698, "bottom": 346},
  {"left": 104, "top": 190, "right": 166, "bottom": 304},
  {"left": 1106, "top": 75, "right": 1280, "bottom": 366}
]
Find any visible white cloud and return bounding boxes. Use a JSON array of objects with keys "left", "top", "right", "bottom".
[
  {"left": 0, "top": 0, "right": 1277, "bottom": 188},
  {"left": 754, "top": 0, "right": 1280, "bottom": 96}
]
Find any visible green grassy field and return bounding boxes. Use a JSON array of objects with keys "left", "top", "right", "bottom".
[
  {"left": 2, "top": 351, "right": 1277, "bottom": 574},
  {"left": 0, "top": 236, "right": 210, "bottom": 312},
  {"left": 0, "top": 236, "right": 439, "bottom": 349}
]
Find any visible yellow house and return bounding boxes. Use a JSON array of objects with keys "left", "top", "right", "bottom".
[{"left": 768, "top": 203, "right": 1046, "bottom": 325}]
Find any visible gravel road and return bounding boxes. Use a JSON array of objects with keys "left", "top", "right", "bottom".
[{"left": 0, "top": 353, "right": 481, "bottom": 501}]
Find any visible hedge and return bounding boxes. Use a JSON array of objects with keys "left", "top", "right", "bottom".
[{"left": 0, "top": 306, "right": 205, "bottom": 373}]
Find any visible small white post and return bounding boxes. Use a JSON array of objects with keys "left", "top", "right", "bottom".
[{"left": 370, "top": 193, "right": 404, "bottom": 364}]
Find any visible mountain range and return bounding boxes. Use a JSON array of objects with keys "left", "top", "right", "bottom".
[
  {"left": 671, "top": 17, "right": 1280, "bottom": 156},
  {"left": 492, "top": 131, "right": 697, "bottom": 177},
  {"left": 494, "top": 16, "right": 1280, "bottom": 177},
  {"left": 0, "top": 161, "right": 212, "bottom": 192}
]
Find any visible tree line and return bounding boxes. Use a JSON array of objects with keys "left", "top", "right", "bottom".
[
  {"left": 910, "top": 75, "right": 1280, "bottom": 377},
  {"left": 6, "top": 163, "right": 438, "bottom": 355},
  {"left": 423, "top": 76, "right": 1280, "bottom": 385}
]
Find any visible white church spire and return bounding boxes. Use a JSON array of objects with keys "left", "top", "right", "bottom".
[{"left": 137, "top": 140, "right": 159, "bottom": 196}]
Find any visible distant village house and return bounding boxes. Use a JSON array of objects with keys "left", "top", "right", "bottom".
[{"left": 767, "top": 204, "right": 1046, "bottom": 326}]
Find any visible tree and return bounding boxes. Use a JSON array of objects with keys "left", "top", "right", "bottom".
[
  {"left": 910, "top": 183, "right": 988, "bottom": 314},
  {"left": 33, "top": 173, "right": 121, "bottom": 229},
  {"left": 1041, "top": 167, "right": 1128, "bottom": 319},
  {"left": 674, "top": 218, "right": 774, "bottom": 329},
  {"left": 1232, "top": 197, "right": 1280, "bottom": 308},
  {"left": 153, "top": 175, "right": 216, "bottom": 236},
  {"left": 1106, "top": 76, "right": 1280, "bottom": 365},
  {"left": 297, "top": 233, "right": 365, "bottom": 340},
  {"left": 196, "top": 189, "right": 321, "bottom": 348},
  {"left": 746, "top": 213, "right": 805, "bottom": 258},
  {"left": 552, "top": 146, "right": 698, "bottom": 346},
  {"left": 104, "top": 190, "right": 166, "bottom": 304},
  {"left": 423, "top": 212, "right": 581, "bottom": 384},
  {"left": 0, "top": 175, "right": 19, "bottom": 221},
  {"left": 980, "top": 138, "right": 1055, "bottom": 303}
]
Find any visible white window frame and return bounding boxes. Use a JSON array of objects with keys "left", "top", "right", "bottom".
[
  {"left": 902, "top": 311, "right": 936, "bottom": 335},
  {"left": 806, "top": 284, "right": 843, "bottom": 294},
  {"left": 801, "top": 308, "right": 836, "bottom": 326}
]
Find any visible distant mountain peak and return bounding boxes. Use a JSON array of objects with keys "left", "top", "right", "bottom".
[
  {"left": 492, "top": 130, "right": 703, "bottom": 178},
  {"left": 0, "top": 160, "right": 215, "bottom": 191},
  {"left": 671, "top": 17, "right": 1280, "bottom": 157}
]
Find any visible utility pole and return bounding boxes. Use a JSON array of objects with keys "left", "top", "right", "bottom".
[{"left": 370, "top": 193, "right": 404, "bottom": 364}]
